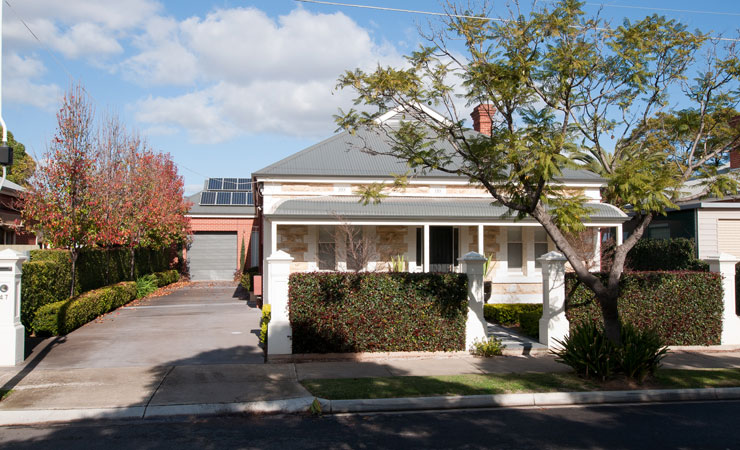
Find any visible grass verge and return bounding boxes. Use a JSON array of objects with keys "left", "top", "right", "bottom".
[{"left": 301, "top": 369, "right": 740, "bottom": 400}]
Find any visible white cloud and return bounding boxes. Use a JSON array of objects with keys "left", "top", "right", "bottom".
[
  {"left": 128, "top": 7, "right": 405, "bottom": 141},
  {"left": 3, "top": 53, "right": 61, "bottom": 110}
]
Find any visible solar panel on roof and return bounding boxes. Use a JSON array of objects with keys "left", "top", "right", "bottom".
[
  {"left": 207, "top": 178, "right": 223, "bottom": 190},
  {"left": 232, "top": 192, "right": 247, "bottom": 205},
  {"left": 223, "top": 178, "right": 237, "bottom": 190},
  {"left": 238, "top": 179, "right": 251, "bottom": 190},
  {"left": 200, "top": 191, "right": 216, "bottom": 205},
  {"left": 216, "top": 192, "right": 231, "bottom": 205},
  {"left": 246, "top": 192, "right": 254, "bottom": 205}
]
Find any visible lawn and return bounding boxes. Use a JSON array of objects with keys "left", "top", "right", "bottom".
[{"left": 301, "top": 369, "right": 740, "bottom": 400}]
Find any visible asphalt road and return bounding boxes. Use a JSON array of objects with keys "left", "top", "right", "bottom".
[{"left": 1, "top": 400, "right": 739, "bottom": 449}]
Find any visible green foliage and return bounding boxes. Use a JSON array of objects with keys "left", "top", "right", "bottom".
[
  {"left": 31, "top": 282, "right": 137, "bottom": 336},
  {"left": 136, "top": 275, "right": 158, "bottom": 299},
  {"left": 22, "top": 248, "right": 173, "bottom": 330},
  {"left": 484, "top": 303, "right": 542, "bottom": 326},
  {"left": 20, "top": 260, "right": 79, "bottom": 328},
  {"left": 618, "top": 323, "right": 669, "bottom": 382},
  {"left": 553, "top": 321, "right": 668, "bottom": 381},
  {"left": 289, "top": 272, "right": 468, "bottom": 353},
  {"left": 627, "top": 238, "right": 708, "bottom": 271},
  {"left": 5, "top": 131, "right": 36, "bottom": 187},
  {"left": 566, "top": 272, "right": 723, "bottom": 345},
  {"left": 240, "top": 273, "right": 251, "bottom": 291},
  {"left": 259, "top": 304, "right": 271, "bottom": 346},
  {"left": 518, "top": 311, "right": 541, "bottom": 339},
  {"left": 389, "top": 254, "right": 406, "bottom": 272},
  {"left": 553, "top": 321, "right": 617, "bottom": 381},
  {"left": 152, "top": 270, "right": 179, "bottom": 287},
  {"left": 244, "top": 266, "right": 260, "bottom": 291},
  {"left": 239, "top": 236, "right": 246, "bottom": 270},
  {"left": 470, "top": 336, "right": 505, "bottom": 357}
]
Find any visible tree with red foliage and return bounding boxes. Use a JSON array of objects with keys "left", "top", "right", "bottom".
[{"left": 22, "top": 85, "right": 101, "bottom": 297}]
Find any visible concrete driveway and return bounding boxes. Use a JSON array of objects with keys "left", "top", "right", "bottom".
[{"left": 21, "top": 282, "right": 265, "bottom": 370}]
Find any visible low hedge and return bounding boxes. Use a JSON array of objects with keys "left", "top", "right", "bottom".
[
  {"left": 22, "top": 247, "right": 175, "bottom": 329},
  {"left": 484, "top": 303, "right": 542, "bottom": 326},
  {"left": 31, "top": 282, "right": 137, "bottom": 336},
  {"left": 260, "top": 304, "right": 271, "bottom": 347},
  {"left": 519, "top": 311, "right": 540, "bottom": 339},
  {"left": 566, "top": 271, "right": 723, "bottom": 346},
  {"left": 153, "top": 270, "right": 180, "bottom": 287},
  {"left": 289, "top": 272, "right": 468, "bottom": 353},
  {"left": 626, "top": 238, "right": 708, "bottom": 271}
]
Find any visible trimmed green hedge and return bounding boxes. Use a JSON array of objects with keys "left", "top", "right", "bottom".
[
  {"left": 627, "top": 238, "right": 708, "bottom": 271},
  {"left": 519, "top": 311, "right": 540, "bottom": 339},
  {"left": 289, "top": 272, "right": 468, "bottom": 353},
  {"left": 153, "top": 270, "right": 180, "bottom": 287},
  {"left": 566, "top": 271, "right": 723, "bottom": 346},
  {"left": 21, "top": 247, "right": 174, "bottom": 329},
  {"left": 484, "top": 303, "right": 542, "bottom": 326},
  {"left": 31, "top": 282, "right": 137, "bottom": 336}
]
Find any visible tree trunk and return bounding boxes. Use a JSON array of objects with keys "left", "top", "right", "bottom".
[
  {"left": 597, "top": 290, "right": 621, "bottom": 343},
  {"left": 69, "top": 249, "right": 78, "bottom": 298},
  {"left": 130, "top": 247, "right": 136, "bottom": 280}
]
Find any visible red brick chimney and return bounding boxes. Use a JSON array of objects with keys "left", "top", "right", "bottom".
[
  {"left": 471, "top": 104, "right": 495, "bottom": 136},
  {"left": 731, "top": 116, "right": 740, "bottom": 169}
]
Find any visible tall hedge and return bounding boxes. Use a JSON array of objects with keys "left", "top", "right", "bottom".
[
  {"left": 566, "top": 271, "right": 723, "bottom": 345},
  {"left": 289, "top": 272, "right": 468, "bottom": 353},
  {"left": 626, "top": 238, "right": 708, "bottom": 271},
  {"left": 21, "top": 247, "right": 173, "bottom": 328}
]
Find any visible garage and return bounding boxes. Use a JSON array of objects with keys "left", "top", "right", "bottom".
[{"left": 188, "top": 231, "right": 238, "bottom": 281}]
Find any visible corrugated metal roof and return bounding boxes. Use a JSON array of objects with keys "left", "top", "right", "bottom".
[
  {"left": 186, "top": 192, "right": 256, "bottom": 216},
  {"left": 253, "top": 128, "right": 603, "bottom": 182},
  {"left": 269, "top": 196, "right": 627, "bottom": 222}
]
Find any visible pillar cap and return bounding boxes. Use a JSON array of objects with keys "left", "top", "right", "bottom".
[
  {"left": 0, "top": 248, "right": 28, "bottom": 263},
  {"left": 537, "top": 251, "right": 567, "bottom": 262},
  {"left": 703, "top": 253, "right": 739, "bottom": 263},
  {"left": 458, "top": 251, "right": 487, "bottom": 262},
  {"left": 266, "top": 249, "right": 294, "bottom": 262}
]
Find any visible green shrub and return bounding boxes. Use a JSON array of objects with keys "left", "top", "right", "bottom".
[
  {"left": 152, "top": 270, "right": 180, "bottom": 287},
  {"left": 518, "top": 311, "right": 540, "bottom": 339},
  {"left": 260, "top": 304, "right": 271, "bottom": 346},
  {"left": 289, "top": 272, "right": 468, "bottom": 353},
  {"left": 553, "top": 321, "right": 617, "bottom": 380},
  {"left": 20, "top": 260, "right": 79, "bottom": 328},
  {"left": 554, "top": 321, "right": 668, "bottom": 382},
  {"left": 31, "top": 282, "right": 137, "bottom": 336},
  {"left": 627, "top": 238, "right": 708, "bottom": 271},
  {"left": 566, "top": 271, "right": 723, "bottom": 346},
  {"left": 240, "top": 273, "right": 251, "bottom": 291},
  {"left": 484, "top": 303, "right": 542, "bottom": 326},
  {"left": 136, "top": 275, "right": 158, "bottom": 299},
  {"left": 470, "top": 336, "right": 505, "bottom": 357},
  {"left": 245, "top": 266, "right": 259, "bottom": 291},
  {"left": 617, "top": 323, "right": 668, "bottom": 382}
]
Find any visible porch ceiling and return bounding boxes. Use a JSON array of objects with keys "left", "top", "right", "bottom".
[{"left": 267, "top": 196, "right": 628, "bottom": 223}]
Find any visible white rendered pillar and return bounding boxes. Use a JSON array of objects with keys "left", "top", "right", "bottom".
[
  {"left": 538, "top": 251, "right": 569, "bottom": 349},
  {"left": 616, "top": 224, "right": 623, "bottom": 246},
  {"left": 705, "top": 253, "right": 740, "bottom": 345},
  {"left": 266, "top": 250, "right": 293, "bottom": 356},
  {"left": 423, "top": 224, "right": 430, "bottom": 273},
  {"left": 459, "top": 251, "right": 488, "bottom": 350},
  {"left": 0, "top": 249, "right": 27, "bottom": 366}
]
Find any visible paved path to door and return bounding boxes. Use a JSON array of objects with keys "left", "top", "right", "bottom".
[{"left": 23, "top": 282, "right": 265, "bottom": 370}]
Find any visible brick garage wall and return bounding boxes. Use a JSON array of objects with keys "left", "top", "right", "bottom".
[{"left": 187, "top": 216, "right": 257, "bottom": 271}]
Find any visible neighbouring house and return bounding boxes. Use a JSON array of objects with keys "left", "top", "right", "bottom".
[
  {"left": 185, "top": 177, "right": 259, "bottom": 281},
  {"left": 252, "top": 105, "right": 629, "bottom": 305},
  {"left": 0, "top": 179, "right": 37, "bottom": 251},
  {"left": 625, "top": 150, "right": 740, "bottom": 259}
]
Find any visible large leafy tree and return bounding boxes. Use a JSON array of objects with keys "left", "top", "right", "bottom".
[
  {"left": 336, "top": 0, "right": 740, "bottom": 342},
  {"left": 5, "top": 131, "right": 36, "bottom": 187},
  {"left": 22, "top": 85, "right": 101, "bottom": 296}
]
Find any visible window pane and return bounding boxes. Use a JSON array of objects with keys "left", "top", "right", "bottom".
[
  {"left": 318, "top": 243, "right": 335, "bottom": 270},
  {"left": 534, "top": 228, "right": 547, "bottom": 242},
  {"left": 507, "top": 227, "right": 522, "bottom": 242},
  {"left": 507, "top": 243, "right": 523, "bottom": 270},
  {"left": 319, "top": 226, "right": 334, "bottom": 242},
  {"left": 534, "top": 242, "right": 549, "bottom": 268}
]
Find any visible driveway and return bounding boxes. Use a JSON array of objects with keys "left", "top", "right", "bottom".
[{"left": 20, "top": 282, "right": 264, "bottom": 370}]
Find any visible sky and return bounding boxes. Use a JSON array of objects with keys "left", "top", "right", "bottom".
[{"left": 2, "top": 0, "right": 740, "bottom": 195}]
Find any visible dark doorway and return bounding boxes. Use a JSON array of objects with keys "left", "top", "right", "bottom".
[{"left": 429, "top": 226, "right": 459, "bottom": 272}]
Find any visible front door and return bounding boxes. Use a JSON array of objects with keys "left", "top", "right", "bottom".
[{"left": 429, "top": 226, "right": 458, "bottom": 272}]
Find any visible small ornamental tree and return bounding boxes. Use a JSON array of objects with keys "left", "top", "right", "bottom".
[
  {"left": 22, "top": 85, "right": 101, "bottom": 296},
  {"left": 335, "top": 0, "right": 740, "bottom": 343}
]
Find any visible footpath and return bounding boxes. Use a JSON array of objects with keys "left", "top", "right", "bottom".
[{"left": 1, "top": 347, "right": 740, "bottom": 425}]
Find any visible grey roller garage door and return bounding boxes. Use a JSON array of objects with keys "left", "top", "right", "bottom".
[{"left": 188, "top": 232, "right": 237, "bottom": 281}]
